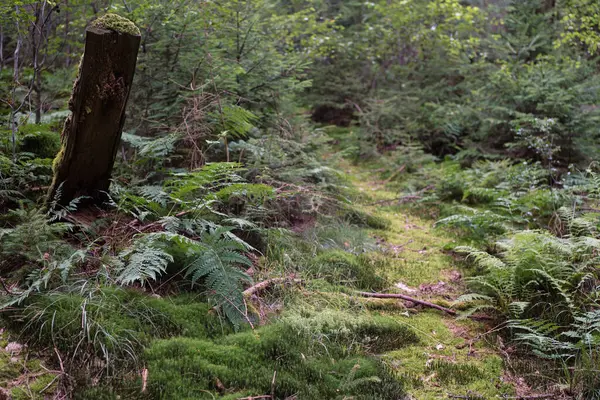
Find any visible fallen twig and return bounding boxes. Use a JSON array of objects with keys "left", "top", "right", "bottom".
[
  {"left": 356, "top": 292, "right": 493, "bottom": 321},
  {"left": 141, "top": 368, "right": 148, "bottom": 393},
  {"left": 270, "top": 370, "right": 277, "bottom": 399},
  {"left": 383, "top": 165, "right": 406, "bottom": 183},
  {"left": 243, "top": 277, "right": 303, "bottom": 297},
  {"left": 358, "top": 291, "right": 457, "bottom": 315}
]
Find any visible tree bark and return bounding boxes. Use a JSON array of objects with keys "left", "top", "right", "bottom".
[
  {"left": 48, "top": 16, "right": 140, "bottom": 206},
  {"left": 65, "top": 0, "right": 71, "bottom": 68},
  {"left": 31, "top": 2, "right": 43, "bottom": 124},
  {"left": 0, "top": 24, "right": 4, "bottom": 73},
  {"left": 11, "top": 5, "right": 22, "bottom": 162}
]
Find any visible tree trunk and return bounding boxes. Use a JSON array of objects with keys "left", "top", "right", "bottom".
[
  {"left": 11, "top": 6, "right": 22, "bottom": 162},
  {"left": 48, "top": 14, "right": 140, "bottom": 206},
  {"left": 31, "top": 2, "right": 43, "bottom": 124},
  {"left": 0, "top": 25, "right": 4, "bottom": 73},
  {"left": 64, "top": 0, "right": 70, "bottom": 68}
]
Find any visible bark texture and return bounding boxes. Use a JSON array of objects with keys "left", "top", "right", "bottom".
[{"left": 48, "top": 16, "right": 140, "bottom": 206}]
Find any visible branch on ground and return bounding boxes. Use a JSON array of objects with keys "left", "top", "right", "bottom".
[
  {"left": 357, "top": 291, "right": 493, "bottom": 321},
  {"left": 243, "top": 277, "right": 303, "bottom": 297}
]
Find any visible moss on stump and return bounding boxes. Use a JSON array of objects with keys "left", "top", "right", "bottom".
[{"left": 91, "top": 13, "right": 140, "bottom": 36}]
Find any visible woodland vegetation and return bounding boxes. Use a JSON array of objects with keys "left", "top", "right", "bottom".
[{"left": 1, "top": 0, "right": 600, "bottom": 399}]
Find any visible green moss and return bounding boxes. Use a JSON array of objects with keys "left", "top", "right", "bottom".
[
  {"left": 4, "top": 288, "right": 223, "bottom": 387},
  {"left": 382, "top": 313, "right": 513, "bottom": 399},
  {"left": 0, "top": 351, "right": 22, "bottom": 383},
  {"left": 0, "top": 331, "right": 58, "bottom": 399},
  {"left": 11, "top": 373, "right": 57, "bottom": 400},
  {"left": 144, "top": 311, "right": 416, "bottom": 399},
  {"left": 342, "top": 205, "right": 391, "bottom": 230},
  {"left": 51, "top": 146, "right": 64, "bottom": 174},
  {"left": 91, "top": 13, "right": 140, "bottom": 36},
  {"left": 427, "top": 360, "right": 484, "bottom": 385},
  {"left": 18, "top": 123, "right": 61, "bottom": 159},
  {"left": 142, "top": 293, "right": 231, "bottom": 338},
  {"left": 311, "top": 250, "right": 388, "bottom": 290}
]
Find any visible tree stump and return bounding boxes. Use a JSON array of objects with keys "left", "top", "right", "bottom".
[{"left": 48, "top": 14, "right": 140, "bottom": 206}]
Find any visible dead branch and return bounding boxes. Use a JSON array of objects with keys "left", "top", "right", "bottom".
[
  {"left": 243, "top": 277, "right": 303, "bottom": 297},
  {"left": 356, "top": 292, "right": 493, "bottom": 321},
  {"left": 358, "top": 291, "right": 457, "bottom": 315},
  {"left": 497, "top": 396, "right": 555, "bottom": 400},
  {"left": 270, "top": 370, "right": 277, "bottom": 399},
  {"left": 383, "top": 165, "right": 406, "bottom": 183},
  {"left": 448, "top": 395, "right": 484, "bottom": 400}
]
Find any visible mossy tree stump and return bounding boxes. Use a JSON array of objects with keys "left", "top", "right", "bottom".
[{"left": 48, "top": 14, "right": 141, "bottom": 206}]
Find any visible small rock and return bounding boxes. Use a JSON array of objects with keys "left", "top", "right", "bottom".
[
  {"left": 5, "top": 342, "right": 23, "bottom": 356},
  {"left": 395, "top": 282, "right": 417, "bottom": 293}
]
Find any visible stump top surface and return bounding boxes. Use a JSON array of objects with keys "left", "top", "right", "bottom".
[{"left": 90, "top": 13, "right": 140, "bottom": 36}]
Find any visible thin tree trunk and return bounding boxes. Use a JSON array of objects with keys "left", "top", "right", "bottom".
[
  {"left": 48, "top": 14, "right": 141, "bottom": 206},
  {"left": 65, "top": 0, "right": 70, "bottom": 67},
  {"left": 31, "top": 0, "right": 52, "bottom": 124},
  {"left": 11, "top": 6, "right": 22, "bottom": 162},
  {"left": 0, "top": 25, "right": 4, "bottom": 73},
  {"left": 32, "top": 3, "right": 42, "bottom": 123}
]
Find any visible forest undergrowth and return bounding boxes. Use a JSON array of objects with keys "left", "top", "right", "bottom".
[
  {"left": 2, "top": 0, "right": 600, "bottom": 399},
  {"left": 3, "top": 126, "right": 596, "bottom": 399}
]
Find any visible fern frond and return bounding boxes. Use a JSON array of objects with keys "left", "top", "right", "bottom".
[{"left": 117, "top": 245, "right": 173, "bottom": 286}]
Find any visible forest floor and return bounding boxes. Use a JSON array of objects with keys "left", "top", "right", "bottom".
[
  {"left": 338, "top": 161, "right": 535, "bottom": 400},
  {"left": 0, "top": 155, "right": 561, "bottom": 399}
]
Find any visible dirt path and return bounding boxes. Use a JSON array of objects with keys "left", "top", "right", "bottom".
[{"left": 346, "top": 163, "right": 514, "bottom": 400}]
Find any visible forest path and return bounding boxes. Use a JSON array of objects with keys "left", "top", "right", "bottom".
[{"left": 343, "top": 161, "right": 518, "bottom": 399}]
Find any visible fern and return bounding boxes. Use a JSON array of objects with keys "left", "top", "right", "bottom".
[
  {"left": 508, "top": 311, "right": 600, "bottom": 395},
  {"left": 219, "top": 105, "right": 258, "bottom": 138},
  {"left": 121, "top": 131, "right": 181, "bottom": 159},
  {"left": 457, "top": 231, "right": 598, "bottom": 322},
  {"left": 435, "top": 206, "right": 512, "bottom": 241},
  {"left": 117, "top": 245, "right": 173, "bottom": 286},
  {"left": 115, "top": 227, "right": 253, "bottom": 327},
  {"left": 184, "top": 227, "right": 253, "bottom": 328},
  {"left": 0, "top": 206, "right": 73, "bottom": 264},
  {"left": 1, "top": 248, "right": 88, "bottom": 308}
]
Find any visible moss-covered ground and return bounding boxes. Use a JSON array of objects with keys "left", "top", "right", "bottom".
[
  {"left": 338, "top": 161, "right": 513, "bottom": 399},
  {"left": 0, "top": 328, "right": 59, "bottom": 400},
  {"left": 2, "top": 156, "right": 515, "bottom": 399}
]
